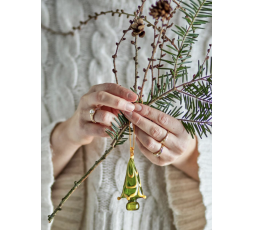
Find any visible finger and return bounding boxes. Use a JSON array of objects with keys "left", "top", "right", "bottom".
[
  {"left": 133, "top": 103, "right": 185, "bottom": 136},
  {"left": 123, "top": 111, "right": 167, "bottom": 142},
  {"left": 89, "top": 83, "right": 138, "bottom": 102},
  {"left": 81, "top": 123, "right": 109, "bottom": 138},
  {"left": 135, "top": 126, "right": 181, "bottom": 159},
  {"left": 86, "top": 91, "right": 135, "bottom": 112},
  {"left": 101, "top": 106, "right": 121, "bottom": 117},
  {"left": 81, "top": 109, "right": 119, "bottom": 127},
  {"left": 135, "top": 138, "right": 175, "bottom": 167}
]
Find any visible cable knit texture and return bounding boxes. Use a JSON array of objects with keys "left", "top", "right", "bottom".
[{"left": 41, "top": 0, "right": 212, "bottom": 230}]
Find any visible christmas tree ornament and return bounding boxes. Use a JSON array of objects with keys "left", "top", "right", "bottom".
[{"left": 117, "top": 123, "right": 146, "bottom": 210}]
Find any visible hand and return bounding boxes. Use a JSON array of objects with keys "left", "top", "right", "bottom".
[
  {"left": 50, "top": 83, "right": 138, "bottom": 177},
  {"left": 123, "top": 103, "right": 199, "bottom": 181},
  {"left": 64, "top": 83, "right": 138, "bottom": 146}
]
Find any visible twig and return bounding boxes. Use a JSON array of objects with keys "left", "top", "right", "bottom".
[
  {"left": 192, "top": 44, "right": 212, "bottom": 81},
  {"left": 151, "top": 20, "right": 158, "bottom": 99},
  {"left": 41, "top": 10, "right": 134, "bottom": 36},
  {"left": 48, "top": 146, "right": 114, "bottom": 223},
  {"left": 134, "top": 36, "right": 139, "bottom": 91},
  {"left": 157, "top": 1, "right": 182, "bottom": 80},
  {"left": 139, "top": 27, "right": 163, "bottom": 102},
  {"left": 112, "top": 27, "right": 131, "bottom": 84}
]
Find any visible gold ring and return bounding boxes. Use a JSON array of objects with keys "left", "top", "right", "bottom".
[
  {"left": 161, "top": 130, "right": 169, "bottom": 144},
  {"left": 153, "top": 144, "right": 164, "bottom": 157},
  {"left": 90, "top": 108, "right": 99, "bottom": 123}
]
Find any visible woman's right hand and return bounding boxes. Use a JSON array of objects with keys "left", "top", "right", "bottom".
[
  {"left": 65, "top": 83, "right": 138, "bottom": 146},
  {"left": 50, "top": 83, "right": 138, "bottom": 178}
]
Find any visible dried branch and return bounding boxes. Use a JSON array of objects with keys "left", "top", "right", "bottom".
[
  {"left": 151, "top": 20, "right": 158, "bottom": 99},
  {"left": 112, "top": 28, "right": 131, "bottom": 84},
  {"left": 48, "top": 146, "right": 114, "bottom": 223},
  {"left": 134, "top": 36, "right": 139, "bottom": 91},
  {"left": 138, "top": 27, "right": 163, "bottom": 102},
  {"left": 41, "top": 10, "right": 134, "bottom": 36}
]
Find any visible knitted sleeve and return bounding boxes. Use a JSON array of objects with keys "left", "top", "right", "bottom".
[
  {"left": 197, "top": 135, "right": 212, "bottom": 230},
  {"left": 41, "top": 120, "right": 65, "bottom": 230},
  {"left": 165, "top": 135, "right": 212, "bottom": 230}
]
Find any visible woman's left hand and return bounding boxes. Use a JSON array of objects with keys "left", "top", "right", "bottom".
[{"left": 123, "top": 103, "right": 199, "bottom": 181}]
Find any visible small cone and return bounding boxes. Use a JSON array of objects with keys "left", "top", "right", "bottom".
[{"left": 117, "top": 148, "right": 146, "bottom": 210}]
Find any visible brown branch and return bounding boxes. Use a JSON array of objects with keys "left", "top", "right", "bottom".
[
  {"left": 48, "top": 146, "right": 114, "bottom": 223},
  {"left": 151, "top": 20, "right": 158, "bottom": 99},
  {"left": 139, "top": 27, "right": 163, "bottom": 102},
  {"left": 112, "top": 27, "right": 131, "bottom": 84},
  {"left": 41, "top": 10, "right": 135, "bottom": 36},
  {"left": 192, "top": 44, "right": 212, "bottom": 81},
  {"left": 134, "top": 36, "right": 139, "bottom": 92}
]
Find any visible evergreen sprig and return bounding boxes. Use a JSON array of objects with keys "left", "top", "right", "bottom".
[{"left": 105, "top": 112, "right": 133, "bottom": 147}]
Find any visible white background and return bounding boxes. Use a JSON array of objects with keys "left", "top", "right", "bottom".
[{"left": 0, "top": 0, "right": 252, "bottom": 229}]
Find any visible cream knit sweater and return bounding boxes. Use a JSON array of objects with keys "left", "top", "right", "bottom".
[{"left": 41, "top": 0, "right": 212, "bottom": 230}]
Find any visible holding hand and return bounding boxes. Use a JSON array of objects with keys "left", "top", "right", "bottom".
[
  {"left": 123, "top": 104, "right": 199, "bottom": 180},
  {"left": 51, "top": 83, "right": 138, "bottom": 177}
]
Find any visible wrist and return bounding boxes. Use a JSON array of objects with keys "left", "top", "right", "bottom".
[
  {"left": 51, "top": 120, "right": 81, "bottom": 152},
  {"left": 172, "top": 135, "right": 199, "bottom": 181}
]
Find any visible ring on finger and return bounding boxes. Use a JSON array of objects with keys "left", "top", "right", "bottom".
[
  {"left": 153, "top": 144, "right": 164, "bottom": 157},
  {"left": 90, "top": 107, "right": 100, "bottom": 123},
  {"left": 160, "top": 130, "right": 170, "bottom": 144}
]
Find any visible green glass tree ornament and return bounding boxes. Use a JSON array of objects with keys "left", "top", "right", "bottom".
[{"left": 117, "top": 147, "right": 146, "bottom": 210}]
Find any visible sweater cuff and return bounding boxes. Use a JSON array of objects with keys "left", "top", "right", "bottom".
[
  {"left": 165, "top": 165, "right": 206, "bottom": 230},
  {"left": 41, "top": 119, "right": 66, "bottom": 230},
  {"left": 197, "top": 135, "right": 212, "bottom": 230}
]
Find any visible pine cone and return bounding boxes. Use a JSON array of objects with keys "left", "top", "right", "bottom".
[
  {"left": 131, "top": 18, "right": 145, "bottom": 38},
  {"left": 149, "top": 0, "right": 173, "bottom": 21}
]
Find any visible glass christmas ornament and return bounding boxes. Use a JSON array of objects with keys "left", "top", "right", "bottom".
[{"left": 117, "top": 124, "right": 146, "bottom": 210}]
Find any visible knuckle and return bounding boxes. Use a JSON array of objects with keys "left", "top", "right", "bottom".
[
  {"left": 178, "top": 141, "right": 187, "bottom": 154},
  {"left": 100, "top": 112, "right": 109, "bottom": 123},
  {"left": 104, "top": 83, "right": 113, "bottom": 91},
  {"left": 80, "top": 94, "right": 87, "bottom": 104},
  {"left": 135, "top": 115, "right": 142, "bottom": 126},
  {"left": 150, "top": 126, "right": 162, "bottom": 139},
  {"left": 78, "top": 117, "right": 85, "bottom": 129},
  {"left": 145, "top": 138, "right": 155, "bottom": 151},
  {"left": 97, "top": 91, "right": 105, "bottom": 102},
  {"left": 158, "top": 113, "right": 170, "bottom": 126},
  {"left": 144, "top": 106, "right": 152, "bottom": 116},
  {"left": 114, "top": 98, "right": 123, "bottom": 108},
  {"left": 167, "top": 155, "right": 175, "bottom": 164},
  {"left": 100, "top": 127, "right": 107, "bottom": 136},
  {"left": 90, "top": 85, "right": 96, "bottom": 91},
  {"left": 158, "top": 158, "right": 167, "bottom": 166}
]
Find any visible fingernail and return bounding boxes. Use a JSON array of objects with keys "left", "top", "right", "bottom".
[
  {"left": 124, "top": 111, "right": 132, "bottom": 117},
  {"left": 134, "top": 104, "right": 142, "bottom": 111},
  {"left": 126, "top": 103, "right": 135, "bottom": 112},
  {"left": 127, "top": 93, "right": 137, "bottom": 101}
]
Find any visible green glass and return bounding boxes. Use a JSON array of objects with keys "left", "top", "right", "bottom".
[
  {"left": 126, "top": 199, "right": 139, "bottom": 211},
  {"left": 117, "top": 157, "right": 146, "bottom": 210}
]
